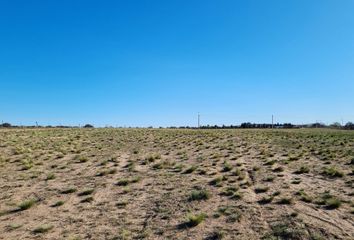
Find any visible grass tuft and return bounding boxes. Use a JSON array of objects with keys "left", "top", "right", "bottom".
[
  {"left": 188, "top": 189, "right": 210, "bottom": 201},
  {"left": 33, "top": 224, "right": 53, "bottom": 234}
]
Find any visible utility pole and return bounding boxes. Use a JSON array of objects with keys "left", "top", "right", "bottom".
[
  {"left": 198, "top": 113, "right": 200, "bottom": 129},
  {"left": 272, "top": 115, "right": 274, "bottom": 129}
]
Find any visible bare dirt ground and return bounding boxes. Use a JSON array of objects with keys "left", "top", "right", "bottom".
[{"left": 0, "top": 128, "right": 353, "bottom": 240}]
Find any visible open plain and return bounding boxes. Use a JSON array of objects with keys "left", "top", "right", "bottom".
[{"left": 0, "top": 128, "right": 353, "bottom": 239}]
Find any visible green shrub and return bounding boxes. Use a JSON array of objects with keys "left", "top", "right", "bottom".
[
  {"left": 21, "top": 159, "right": 33, "bottom": 170},
  {"left": 18, "top": 199, "right": 36, "bottom": 211},
  {"left": 186, "top": 213, "right": 207, "bottom": 227},
  {"left": 80, "top": 196, "right": 94, "bottom": 203},
  {"left": 46, "top": 173, "right": 55, "bottom": 180},
  {"left": 272, "top": 166, "right": 284, "bottom": 172},
  {"left": 263, "top": 175, "right": 275, "bottom": 182},
  {"left": 255, "top": 185, "right": 269, "bottom": 194},
  {"left": 116, "top": 179, "right": 129, "bottom": 186},
  {"left": 207, "top": 231, "right": 224, "bottom": 240},
  {"left": 188, "top": 189, "right": 210, "bottom": 201},
  {"left": 264, "top": 159, "right": 276, "bottom": 166},
  {"left": 277, "top": 197, "right": 292, "bottom": 205},
  {"left": 184, "top": 165, "right": 197, "bottom": 174},
  {"left": 220, "top": 186, "right": 238, "bottom": 197},
  {"left": 215, "top": 205, "right": 241, "bottom": 222},
  {"left": 325, "top": 197, "right": 341, "bottom": 209},
  {"left": 296, "top": 190, "right": 312, "bottom": 203},
  {"left": 33, "top": 224, "right": 53, "bottom": 234},
  {"left": 209, "top": 176, "right": 223, "bottom": 186},
  {"left": 60, "top": 188, "right": 77, "bottom": 194},
  {"left": 51, "top": 201, "right": 64, "bottom": 207},
  {"left": 294, "top": 165, "right": 309, "bottom": 174},
  {"left": 116, "top": 176, "right": 140, "bottom": 186},
  {"left": 222, "top": 161, "right": 233, "bottom": 172},
  {"left": 322, "top": 166, "right": 344, "bottom": 178},
  {"left": 78, "top": 188, "right": 94, "bottom": 196},
  {"left": 258, "top": 196, "right": 273, "bottom": 204}
]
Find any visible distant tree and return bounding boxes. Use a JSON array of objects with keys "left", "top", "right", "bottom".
[
  {"left": 345, "top": 122, "right": 354, "bottom": 130},
  {"left": 240, "top": 122, "right": 250, "bottom": 128},
  {"left": 311, "top": 123, "right": 326, "bottom": 128},
  {"left": 283, "top": 123, "right": 294, "bottom": 129},
  {"left": 1, "top": 122, "right": 11, "bottom": 128},
  {"left": 330, "top": 122, "right": 341, "bottom": 128},
  {"left": 83, "top": 124, "right": 94, "bottom": 128}
]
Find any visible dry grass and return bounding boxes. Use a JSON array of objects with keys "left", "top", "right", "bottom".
[{"left": 0, "top": 128, "right": 353, "bottom": 239}]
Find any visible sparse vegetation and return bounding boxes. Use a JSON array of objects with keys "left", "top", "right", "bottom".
[
  {"left": 255, "top": 185, "right": 269, "bottom": 194},
  {"left": 60, "top": 187, "right": 77, "bottom": 194},
  {"left": 78, "top": 188, "right": 95, "bottom": 196},
  {"left": 51, "top": 200, "right": 64, "bottom": 207},
  {"left": 184, "top": 165, "right": 197, "bottom": 174},
  {"left": 0, "top": 128, "right": 352, "bottom": 239},
  {"left": 209, "top": 176, "right": 224, "bottom": 186},
  {"left": 188, "top": 189, "right": 210, "bottom": 201},
  {"left": 222, "top": 161, "right": 233, "bottom": 172},
  {"left": 32, "top": 224, "right": 53, "bottom": 234},
  {"left": 322, "top": 166, "right": 344, "bottom": 178},
  {"left": 17, "top": 199, "right": 37, "bottom": 211},
  {"left": 277, "top": 196, "right": 293, "bottom": 205},
  {"left": 45, "top": 172, "right": 55, "bottom": 180},
  {"left": 184, "top": 213, "right": 207, "bottom": 227},
  {"left": 294, "top": 165, "right": 310, "bottom": 174}
]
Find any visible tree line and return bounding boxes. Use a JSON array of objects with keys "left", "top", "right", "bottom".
[{"left": 1, "top": 122, "right": 354, "bottom": 130}]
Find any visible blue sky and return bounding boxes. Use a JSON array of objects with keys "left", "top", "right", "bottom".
[{"left": 0, "top": 0, "right": 353, "bottom": 127}]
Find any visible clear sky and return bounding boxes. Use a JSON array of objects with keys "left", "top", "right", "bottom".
[{"left": 0, "top": 0, "right": 353, "bottom": 127}]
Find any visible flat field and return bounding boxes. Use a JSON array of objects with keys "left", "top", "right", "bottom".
[{"left": 0, "top": 128, "right": 353, "bottom": 239}]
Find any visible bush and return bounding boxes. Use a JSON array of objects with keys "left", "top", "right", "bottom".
[
  {"left": 33, "top": 224, "right": 53, "bottom": 234},
  {"left": 209, "top": 176, "right": 223, "bottom": 186},
  {"left": 277, "top": 197, "right": 292, "bottom": 205},
  {"left": 325, "top": 197, "right": 341, "bottom": 209},
  {"left": 116, "top": 179, "right": 130, "bottom": 186},
  {"left": 222, "top": 161, "right": 233, "bottom": 172},
  {"left": 60, "top": 188, "right": 77, "bottom": 194},
  {"left": 0, "top": 123, "right": 11, "bottom": 128},
  {"left": 46, "top": 173, "right": 55, "bottom": 180},
  {"left": 272, "top": 166, "right": 284, "bottom": 172},
  {"left": 184, "top": 165, "right": 197, "bottom": 174},
  {"left": 206, "top": 231, "right": 224, "bottom": 240},
  {"left": 322, "top": 166, "right": 344, "bottom": 178},
  {"left": 186, "top": 213, "right": 207, "bottom": 227},
  {"left": 344, "top": 122, "right": 354, "bottom": 130},
  {"left": 258, "top": 196, "right": 274, "bottom": 204},
  {"left": 80, "top": 196, "right": 94, "bottom": 203},
  {"left": 255, "top": 185, "right": 269, "bottom": 194},
  {"left": 188, "top": 189, "right": 210, "bottom": 201},
  {"left": 294, "top": 165, "right": 310, "bottom": 174},
  {"left": 296, "top": 190, "right": 312, "bottom": 203},
  {"left": 78, "top": 188, "right": 94, "bottom": 196},
  {"left": 18, "top": 199, "right": 36, "bottom": 211},
  {"left": 215, "top": 205, "right": 241, "bottom": 222},
  {"left": 51, "top": 201, "right": 64, "bottom": 207}
]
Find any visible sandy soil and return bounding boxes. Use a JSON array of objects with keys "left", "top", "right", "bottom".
[{"left": 0, "top": 128, "right": 353, "bottom": 239}]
